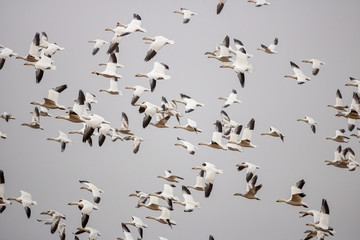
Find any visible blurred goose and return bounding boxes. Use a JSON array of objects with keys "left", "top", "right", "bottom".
[
  {"left": 8, "top": 190, "right": 37, "bottom": 218},
  {"left": 146, "top": 206, "right": 176, "bottom": 228},
  {"left": 56, "top": 110, "right": 85, "bottom": 123},
  {"left": 226, "top": 125, "right": 243, "bottom": 152},
  {"left": 100, "top": 77, "right": 122, "bottom": 95},
  {"left": 0, "top": 131, "right": 7, "bottom": 139},
  {"left": 237, "top": 118, "right": 256, "bottom": 148},
  {"left": 173, "top": 93, "right": 204, "bottom": 113},
  {"left": 39, "top": 32, "right": 64, "bottom": 57},
  {"left": 350, "top": 127, "right": 360, "bottom": 138},
  {"left": 199, "top": 120, "right": 227, "bottom": 150},
  {"left": 129, "top": 190, "right": 149, "bottom": 208},
  {"left": 324, "top": 145, "right": 348, "bottom": 169},
  {"left": 192, "top": 162, "right": 223, "bottom": 198},
  {"left": 173, "top": 8, "right": 197, "bottom": 24},
  {"left": 79, "top": 180, "right": 104, "bottom": 203},
  {"left": 117, "top": 223, "right": 137, "bottom": 240},
  {"left": 297, "top": 116, "right": 318, "bottom": 133},
  {"left": 160, "top": 97, "right": 183, "bottom": 123},
  {"left": 0, "top": 112, "right": 16, "bottom": 122},
  {"left": 124, "top": 135, "right": 143, "bottom": 154},
  {"left": 98, "top": 123, "right": 115, "bottom": 146},
  {"left": 116, "top": 112, "right": 134, "bottom": 135},
  {"left": 24, "top": 52, "right": 56, "bottom": 83},
  {"left": 35, "top": 107, "right": 52, "bottom": 117},
  {"left": 21, "top": 107, "right": 44, "bottom": 130},
  {"left": 31, "top": 84, "right": 67, "bottom": 110},
  {"left": 236, "top": 162, "right": 260, "bottom": 174},
  {"left": 68, "top": 199, "right": 99, "bottom": 228},
  {"left": 284, "top": 61, "right": 311, "bottom": 85},
  {"left": 38, "top": 210, "right": 66, "bottom": 234},
  {"left": 302, "top": 59, "right": 325, "bottom": 76},
  {"left": 207, "top": 35, "right": 232, "bottom": 62},
  {"left": 217, "top": 0, "right": 227, "bottom": 14},
  {"left": 257, "top": 37, "right": 278, "bottom": 54},
  {"left": 157, "top": 170, "right": 184, "bottom": 183},
  {"left": 234, "top": 173, "right": 262, "bottom": 200},
  {"left": 58, "top": 223, "right": 66, "bottom": 240},
  {"left": 137, "top": 195, "right": 162, "bottom": 211},
  {"left": 47, "top": 130, "right": 72, "bottom": 152},
  {"left": 118, "top": 13, "right": 147, "bottom": 37},
  {"left": 92, "top": 53, "right": 122, "bottom": 79},
  {"left": 75, "top": 227, "right": 101, "bottom": 240},
  {"left": 88, "top": 39, "right": 108, "bottom": 55},
  {"left": 174, "top": 186, "right": 201, "bottom": 212},
  {"left": 218, "top": 89, "right": 241, "bottom": 108},
  {"left": 261, "top": 126, "right": 284, "bottom": 142},
  {"left": 327, "top": 89, "right": 348, "bottom": 111},
  {"left": 248, "top": 0, "right": 270, "bottom": 7},
  {"left": 135, "top": 62, "right": 171, "bottom": 92},
  {"left": 347, "top": 118, "right": 356, "bottom": 131},
  {"left": 345, "top": 77, "right": 360, "bottom": 93},
  {"left": 276, "top": 179, "right": 308, "bottom": 208},
  {"left": 134, "top": 102, "right": 161, "bottom": 128},
  {"left": 306, "top": 199, "right": 335, "bottom": 236},
  {"left": 143, "top": 36, "right": 175, "bottom": 62},
  {"left": 326, "top": 129, "right": 349, "bottom": 143},
  {"left": 175, "top": 137, "right": 197, "bottom": 155},
  {"left": 220, "top": 110, "right": 238, "bottom": 136},
  {"left": 0, "top": 170, "right": 11, "bottom": 213},
  {"left": 302, "top": 229, "right": 328, "bottom": 240},
  {"left": 344, "top": 147, "right": 360, "bottom": 171},
  {"left": 187, "top": 170, "right": 205, "bottom": 191},
  {"left": 0, "top": 45, "right": 17, "bottom": 69},
  {"left": 125, "top": 85, "right": 150, "bottom": 105},
  {"left": 124, "top": 216, "right": 148, "bottom": 239},
  {"left": 149, "top": 113, "right": 171, "bottom": 128},
  {"left": 173, "top": 118, "right": 202, "bottom": 133},
  {"left": 107, "top": 33, "right": 123, "bottom": 54},
  {"left": 16, "top": 32, "right": 40, "bottom": 62},
  {"left": 335, "top": 92, "right": 360, "bottom": 119}
]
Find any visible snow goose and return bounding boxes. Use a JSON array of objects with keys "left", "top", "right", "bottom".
[
  {"left": 226, "top": 125, "right": 243, "bottom": 152},
  {"left": 129, "top": 191, "right": 150, "bottom": 209},
  {"left": 0, "top": 131, "right": 7, "bottom": 139},
  {"left": 284, "top": 61, "right": 311, "bottom": 85},
  {"left": 149, "top": 113, "right": 171, "bottom": 128},
  {"left": 173, "top": 118, "right": 202, "bottom": 133},
  {"left": 135, "top": 62, "right": 171, "bottom": 92},
  {"left": 143, "top": 36, "right": 175, "bottom": 62},
  {"left": 24, "top": 52, "right": 56, "bottom": 83},
  {"left": 0, "top": 170, "right": 11, "bottom": 213},
  {"left": 38, "top": 210, "right": 66, "bottom": 234},
  {"left": 134, "top": 101, "right": 161, "bottom": 128},
  {"left": 175, "top": 137, "right": 198, "bottom": 155},
  {"left": 39, "top": 32, "right": 64, "bottom": 57},
  {"left": 125, "top": 85, "right": 150, "bottom": 105},
  {"left": 248, "top": 0, "right": 270, "bottom": 7},
  {"left": 198, "top": 120, "right": 227, "bottom": 150},
  {"left": 234, "top": 173, "right": 262, "bottom": 200},
  {"left": 146, "top": 206, "right": 176, "bottom": 228},
  {"left": 123, "top": 216, "right": 148, "bottom": 239},
  {"left": 8, "top": 190, "right": 37, "bottom": 218},
  {"left": 0, "top": 45, "right": 17, "bottom": 69},
  {"left": 58, "top": 223, "right": 66, "bottom": 240},
  {"left": 345, "top": 77, "right": 360, "bottom": 93},
  {"left": 218, "top": 89, "right": 241, "bottom": 108},
  {"left": 117, "top": 223, "right": 136, "bottom": 240},
  {"left": 106, "top": 33, "right": 123, "bottom": 54},
  {"left": 187, "top": 170, "right": 205, "bottom": 191},
  {"left": 98, "top": 123, "right": 115, "bottom": 146},
  {"left": 324, "top": 145, "right": 348, "bottom": 169},
  {"left": 207, "top": 35, "right": 232, "bottom": 62},
  {"left": 82, "top": 114, "right": 109, "bottom": 143},
  {"left": 79, "top": 180, "right": 104, "bottom": 203},
  {"left": 261, "top": 126, "right": 285, "bottom": 142},
  {"left": 192, "top": 162, "right": 223, "bottom": 198},
  {"left": 56, "top": 110, "right": 85, "bottom": 123},
  {"left": 327, "top": 89, "right": 348, "bottom": 111},
  {"left": 36, "top": 106, "right": 52, "bottom": 117},
  {"left": 343, "top": 147, "right": 360, "bottom": 171},
  {"left": 325, "top": 129, "right": 349, "bottom": 143},
  {"left": 21, "top": 107, "right": 44, "bottom": 130},
  {"left": 257, "top": 37, "right": 278, "bottom": 54},
  {"left": 115, "top": 112, "right": 134, "bottom": 135},
  {"left": 302, "top": 59, "right": 325, "bottom": 76},
  {"left": 173, "top": 8, "right": 197, "bottom": 24},
  {"left": 236, "top": 118, "right": 256, "bottom": 148},
  {"left": 124, "top": 135, "right": 143, "bottom": 154},
  {"left": 217, "top": 0, "right": 227, "bottom": 14},
  {"left": 119, "top": 13, "right": 147, "bottom": 37},
  {"left": 69, "top": 123, "right": 94, "bottom": 143},
  {"left": 31, "top": 84, "right": 67, "bottom": 110},
  {"left": 16, "top": 32, "right": 40, "bottom": 62},
  {"left": 92, "top": 53, "right": 122, "bottom": 79},
  {"left": 306, "top": 199, "right": 335, "bottom": 236},
  {"left": 160, "top": 97, "right": 183, "bottom": 123},
  {"left": 157, "top": 170, "right": 184, "bottom": 183},
  {"left": 75, "top": 227, "right": 101, "bottom": 240},
  {"left": 137, "top": 195, "right": 162, "bottom": 211},
  {"left": 220, "top": 110, "right": 238, "bottom": 137},
  {"left": 174, "top": 186, "right": 201, "bottom": 212},
  {"left": 297, "top": 116, "right": 318, "bottom": 133},
  {"left": 0, "top": 112, "right": 16, "bottom": 122},
  {"left": 100, "top": 77, "right": 122, "bottom": 95},
  {"left": 299, "top": 209, "right": 321, "bottom": 224},
  {"left": 88, "top": 39, "right": 108, "bottom": 55},
  {"left": 173, "top": 93, "right": 204, "bottom": 113},
  {"left": 276, "top": 179, "right": 308, "bottom": 208},
  {"left": 335, "top": 92, "right": 360, "bottom": 119},
  {"left": 68, "top": 199, "right": 99, "bottom": 228},
  {"left": 236, "top": 162, "right": 260, "bottom": 174},
  {"left": 47, "top": 130, "right": 72, "bottom": 152},
  {"left": 149, "top": 184, "right": 179, "bottom": 203}
]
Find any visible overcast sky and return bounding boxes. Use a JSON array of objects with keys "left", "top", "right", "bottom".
[{"left": 1, "top": 0, "right": 360, "bottom": 239}]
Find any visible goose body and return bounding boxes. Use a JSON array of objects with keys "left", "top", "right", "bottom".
[
  {"left": 16, "top": 32, "right": 40, "bottom": 62},
  {"left": 326, "top": 129, "right": 349, "bottom": 143},
  {"left": 124, "top": 135, "right": 143, "bottom": 154},
  {"left": 327, "top": 89, "right": 348, "bottom": 111},
  {"left": 24, "top": 53, "right": 56, "bottom": 83},
  {"left": 173, "top": 8, "right": 197, "bottom": 24},
  {"left": 125, "top": 85, "right": 150, "bottom": 105},
  {"left": 284, "top": 61, "right": 311, "bottom": 85},
  {"left": 88, "top": 39, "right": 108, "bottom": 55},
  {"left": 0, "top": 45, "right": 17, "bottom": 69},
  {"left": 306, "top": 199, "right": 335, "bottom": 236},
  {"left": 234, "top": 173, "right": 262, "bottom": 200},
  {"left": 335, "top": 92, "right": 360, "bottom": 119},
  {"left": 100, "top": 77, "right": 122, "bottom": 95},
  {"left": 237, "top": 118, "right": 256, "bottom": 148},
  {"left": 174, "top": 186, "right": 201, "bottom": 212},
  {"left": 0, "top": 112, "right": 16, "bottom": 122},
  {"left": 143, "top": 36, "right": 175, "bottom": 62},
  {"left": 207, "top": 35, "right": 232, "bottom": 62},
  {"left": 175, "top": 137, "right": 197, "bottom": 155},
  {"left": 8, "top": 190, "right": 37, "bottom": 218},
  {"left": 68, "top": 199, "right": 99, "bottom": 228},
  {"left": 173, "top": 93, "right": 204, "bottom": 113},
  {"left": 119, "top": 13, "right": 147, "bottom": 37},
  {"left": 21, "top": 107, "right": 44, "bottom": 130},
  {"left": 192, "top": 162, "right": 223, "bottom": 198},
  {"left": 261, "top": 126, "right": 284, "bottom": 142},
  {"left": 297, "top": 116, "right": 318, "bottom": 133},
  {"left": 187, "top": 170, "right": 205, "bottom": 191},
  {"left": 173, "top": 118, "right": 202, "bottom": 133},
  {"left": 47, "top": 130, "right": 72, "bottom": 152},
  {"left": 135, "top": 62, "right": 171, "bottom": 92},
  {"left": 257, "top": 37, "right": 278, "bottom": 54},
  {"left": 92, "top": 53, "right": 122, "bottom": 79},
  {"left": 198, "top": 120, "right": 227, "bottom": 150},
  {"left": 116, "top": 112, "right": 133, "bottom": 135},
  {"left": 157, "top": 170, "right": 184, "bottom": 183},
  {"left": 146, "top": 206, "right": 176, "bottom": 228},
  {"left": 248, "top": 0, "right": 270, "bottom": 7},
  {"left": 302, "top": 58, "right": 325, "bottom": 76},
  {"left": 79, "top": 180, "right": 104, "bottom": 203},
  {"left": 218, "top": 89, "right": 241, "bottom": 108},
  {"left": 117, "top": 223, "right": 136, "bottom": 240},
  {"left": 123, "top": 216, "right": 148, "bottom": 239},
  {"left": 276, "top": 179, "right": 308, "bottom": 208},
  {"left": 0, "top": 170, "right": 11, "bottom": 213},
  {"left": 75, "top": 227, "right": 101, "bottom": 240},
  {"left": 31, "top": 84, "right": 67, "bottom": 110}
]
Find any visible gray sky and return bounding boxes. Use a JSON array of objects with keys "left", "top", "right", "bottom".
[{"left": 1, "top": 0, "right": 360, "bottom": 239}]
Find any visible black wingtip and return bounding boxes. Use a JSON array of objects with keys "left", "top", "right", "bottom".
[{"left": 144, "top": 49, "right": 157, "bottom": 62}]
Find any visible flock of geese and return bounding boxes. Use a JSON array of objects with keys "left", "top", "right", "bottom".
[{"left": 1, "top": 1, "right": 360, "bottom": 240}]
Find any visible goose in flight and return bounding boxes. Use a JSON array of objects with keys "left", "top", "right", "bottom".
[
  {"left": 173, "top": 93, "right": 204, "bottom": 113},
  {"left": 137, "top": 195, "right": 163, "bottom": 211},
  {"left": 217, "top": 0, "right": 227, "bottom": 14},
  {"left": 261, "top": 126, "right": 285, "bottom": 142},
  {"left": 306, "top": 199, "right": 335, "bottom": 236},
  {"left": 226, "top": 125, "right": 243, "bottom": 152},
  {"left": 343, "top": 147, "right": 360, "bottom": 171},
  {"left": 257, "top": 37, "right": 278, "bottom": 54},
  {"left": 31, "top": 84, "right": 67, "bottom": 110},
  {"left": 39, "top": 32, "right": 65, "bottom": 57},
  {"left": 8, "top": 190, "right": 37, "bottom": 218},
  {"left": 115, "top": 112, "right": 134, "bottom": 136},
  {"left": 276, "top": 179, "right": 308, "bottom": 208},
  {"left": 88, "top": 39, "right": 108, "bottom": 55},
  {"left": 24, "top": 52, "right": 56, "bottom": 83},
  {"left": 92, "top": 53, "right": 122, "bottom": 79},
  {"left": 297, "top": 116, "right": 318, "bottom": 133},
  {"left": 21, "top": 107, "right": 44, "bottom": 130},
  {"left": 143, "top": 35, "right": 175, "bottom": 62},
  {"left": 149, "top": 183, "right": 179, "bottom": 203},
  {"left": 248, "top": 0, "right": 270, "bottom": 7},
  {"left": 207, "top": 35, "right": 232, "bottom": 62},
  {"left": 0, "top": 170, "right": 11, "bottom": 213},
  {"left": 327, "top": 89, "right": 348, "bottom": 111},
  {"left": 324, "top": 145, "right": 348, "bottom": 169},
  {"left": 75, "top": 227, "right": 101, "bottom": 240},
  {"left": 34, "top": 106, "right": 52, "bottom": 117},
  {"left": 302, "top": 59, "right": 325, "bottom": 76},
  {"left": 198, "top": 120, "right": 227, "bottom": 150},
  {"left": 0, "top": 112, "right": 16, "bottom": 122},
  {"left": 124, "top": 135, "right": 143, "bottom": 154},
  {"left": 236, "top": 118, "right": 256, "bottom": 148},
  {"left": 98, "top": 123, "right": 116, "bottom": 146},
  {"left": 220, "top": 110, "right": 238, "bottom": 137},
  {"left": 47, "top": 130, "right": 72, "bottom": 152},
  {"left": 125, "top": 85, "right": 150, "bottom": 105},
  {"left": 135, "top": 62, "right": 171, "bottom": 92},
  {"left": 234, "top": 173, "right": 262, "bottom": 200},
  {"left": 157, "top": 170, "right": 184, "bottom": 183},
  {"left": 117, "top": 222, "right": 137, "bottom": 240},
  {"left": 335, "top": 92, "right": 360, "bottom": 119},
  {"left": 149, "top": 113, "right": 171, "bottom": 128},
  {"left": 173, "top": 118, "right": 202, "bottom": 133},
  {"left": 284, "top": 61, "right": 311, "bottom": 85},
  {"left": 187, "top": 170, "right": 205, "bottom": 191},
  {"left": 146, "top": 206, "right": 176, "bottom": 228},
  {"left": 123, "top": 216, "right": 148, "bottom": 239},
  {"left": 192, "top": 162, "right": 223, "bottom": 198},
  {"left": 134, "top": 101, "right": 161, "bottom": 128},
  {"left": 345, "top": 77, "right": 360, "bottom": 93},
  {"left": 16, "top": 32, "right": 40, "bottom": 62},
  {"left": 0, "top": 131, "right": 6, "bottom": 139},
  {"left": 173, "top": 8, "right": 197, "bottom": 24},
  {"left": 0, "top": 45, "right": 17, "bottom": 69},
  {"left": 302, "top": 229, "right": 328, "bottom": 240},
  {"left": 83, "top": 114, "right": 110, "bottom": 143},
  {"left": 79, "top": 180, "right": 104, "bottom": 203},
  {"left": 175, "top": 137, "right": 198, "bottom": 155},
  {"left": 326, "top": 129, "right": 349, "bottom": 143},
  {"left": 100, "top": 77, "right": 122, "bottom": 95},
  {"left": 218, "top": 89, "right": 241, "bottom": 108},
  {"left": 174, "top": 186, "right": 201, "bottom": 212},
  {"left": 38, "top": 210, "right": 66, "bottom": 234},
  {"left": 68, "top": 199, "right": 99, "bottom": 228},
  {"left": 118, "top": 13, "right": 147, "bottom": 37},
  {"left": 160, "top": 96, "right": 183, "bottom": 123},
  {"left": 236, "top": 162, "right": 260, "bottom": 175},
  {"left": 55, "top": 110, "right": 85, "bottom": 123}
]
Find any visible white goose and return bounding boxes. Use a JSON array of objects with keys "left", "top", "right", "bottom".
[
  {"left": 100, "top": 77, "right": 122, "bottom": 95},
  {"left": 134, "top": 101, "right": 161, "bottom": 128},
  {"left": 79, "top": 180, "right": 104, "bottom": 203},
  {"left": 324, "top": 145, "right": 348, "bottom": 169},
  {"left": 123, "top": 216, "right": 148, "bottom": 239},
  {"left": 297, "top": 116, "right": 318, "bottom": 133},
  {"left": 234, "top": 173, "right": 262, "bottom": 200},
  {"left": 276, "top": 179, "right": 308, "bottom": 208},
  {"left": 157, "top": 170, "right": 184, "bottom": 183},
  {"left": 173, "top": 93, "right": 204, "bottom": 113},
  {"left": 75, "top": 227, "right": 101, "bottom": 240},
  {"left": 117, "top": 223, "right": 136, "bottom": 240},
  {"left": 24, "top": 52, "right": 56, "bottom": 83},
  {"left": 302, "top": 58, "right": 325, "bottom": 76},
  {"left": 237, "top": 118, "right": 256, "bottom": 148},
  {"left": 198, "top": 120, "right": 227, "bottom": 150},
  {"left": 16, "top": 32, "right": 40, "bottom": 62},
  {"left": 21, "top": 107, "right": 44, "bottom": 130},
  {"left": 236, "top": 162, "right": 260, "bottom": 175},
  {"left": 173, "top": 118, "right": 202, "bottom": 133},
  {"left": 115, "top": 112, "right": 133, "bottom": 135},
  {"left": 47, "top": 130, "right": 72, "bottom": 152},
  {"left": 173, "top": 8, "right": 197, "bottom": 24},
  {"left": 261, "top": 126, "right": 285, "bottom": 142},
  {"left": 107, "top": 33, "right": 123, "bottom": 54},
  {"left": 187, "top": 170, "right": 205, "bottom": 191},
  {"left": 146, "top": 206, "right": 176, "bottom": 228},
  {"left": 31, "top": 84, "right": 67, "bottom": 110},
  {"left": 306, "top": 199, "right": 335, "bottom": 236},
  {"left": 149, "top": 184, "right": 179, "bottom": 203},
  {"left": 335, "top": 92, "right": 360, "bottom": 119},
  {"left": 39, "top": 32, "right": 65, "bottom": 57},
  {"left": 8, "top": 190, "right": 37, "bottom": 218},
  {"left": 0, "top": 45, "right": 17, "bottom": 69},
  {"left": 88, "top": 39, "right": 108, "bottom": 55},
  {"left": 220, "top": 110, "right": 239, "bottom": 137},
  {"left": 345, "top": 77, "right": 360, "bottom": 93},
  {"left": 125, "top": 85, "right": 150, "bottom": 105},
  {"left": 38, "top": 210, "right": 66, "bottom": 234},
  {"left": 149, "top": 113, "right": 171, "bottom": 128},
  {"left": 207, "top": 35, "right": 232, "bottom": 62},
  {"left": 218, "top": 89, "right": 241, "bottom": 108},
  {"left": 325, "top": 129, "right": 349, "bottom": 143},
  {"left": 82, "top": 114, "right": 110, "bottom": 143},
  {"left": 68, "top": 199, "right": 99, "bottom": 228},
  {"left": 0, "top": 131, "right": 6, "bottom": 139},
  {"left": 0, "top": 112, "right": 16, "bottom": 122},
  {"left": 192, "top": 162, "right": 223, "bottom": 198},
  {"left": 98, "top": 123, "right": 115, "bottom": 146},
  {"left": 327, "top": 89, "right": 348, "bottom": 111},
  {"left": 175, "top": 137, "right": 198, "bottom": 155},
  {"left": 226, "top": 125, "right": 243, "bottom": 152},
  {"left": 137, "top": 195, "right": 162, "bottom": 211},
  {"left": 257, "top": 37, "right": 278, "bottom": 54},
  {"left": 143, "top": 35, "right": 175, "bottom": 62},
  {"left": 174, "top": 186, "right": 201, "bottom": 212},
  {"left": 92, "top": 53, "right": 122, "bottom": 79},
  {"left": 118, "top": 13, "right": 147, "bottom": 37},
  {"left": 0, "top": 170, "right": 11, "bottom": 213},
  {"left": 160, "top": 96, "right": 183, "bottom": 123},
  {"left": 124, "top": 135, "right": 143, "bottom": 154},
  {"left": 135, "top": 62, "right": 171, "bottom": 92},
  {"left": 284, "top": 61, "right": 311, "bottom": 85}
]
